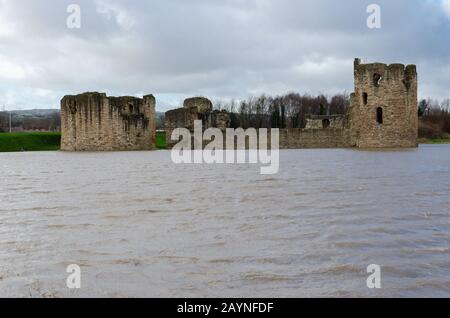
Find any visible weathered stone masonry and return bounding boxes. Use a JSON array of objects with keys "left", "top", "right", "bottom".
[
  {"left": 348, "top": 58, "right": 418, "bottom": 148},
  {"left": 61, "top": 92, "right": 156, "bottom": 151},
  {"left": 164, "top": 97, "right": 231, "bottom": 148}
]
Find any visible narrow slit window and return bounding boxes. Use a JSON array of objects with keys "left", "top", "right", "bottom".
[
  {"left": 363, "top": 93, "right": 368, "bottom": 105},
  {"left": 376, "top": 107, "right": 383, "bottom": 124}
]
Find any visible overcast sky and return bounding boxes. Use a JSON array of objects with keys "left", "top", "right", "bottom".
[{"left": 0, "top": 0, "right": 449, "bottom": 111}]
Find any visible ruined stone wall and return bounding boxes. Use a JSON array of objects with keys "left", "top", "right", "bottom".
[
  {"left": 61, "top": 92, "right": 156, "bottom": 151},
  {"left": 184, "top": 97, "right": 213, "bottom": 113},
  {"left": 164, "top": 127, "right": 351, "bottom": 150},
  {"left": 305, "top": 116, "right": 345, "bottom": 130},
  {"left": 349, "top": 59, "right": 418, "bottom": 148},
  {"left": 278, "top": 128, "right": 352, "bottom": 149},
  {"left": 219, "top": 128, "right": 351, "bottom": 149},
  {"left": 165, "top": 97, "right": 231, "bottom": 148},
  {"left": 165, "top": 98, "right": 351, "bottom": 149},
  {"left": 216, "top": 128, "right": 351, "bottom": 149}
]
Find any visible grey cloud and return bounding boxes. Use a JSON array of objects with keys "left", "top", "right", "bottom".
[{"left": 0, "top": 0, "right": 449, "bottom": 111}]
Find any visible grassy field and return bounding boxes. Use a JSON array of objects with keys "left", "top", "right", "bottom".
[
  {"left": 0, "top": 131, "right": 167, "bottom": 152},
  {"left": 0, "top": 132, "right": 61, "bottom": 152},
  {"left": 421, "top": 138, "right": 450, "bottom": 144},
  {"left": 156, "top": 131, "right": 167, "bottom": 149}
]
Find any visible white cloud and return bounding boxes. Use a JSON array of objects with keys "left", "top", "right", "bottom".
[
  {"left": 0, "top": 19, "right": 15, "bottom": 37},
  {"left": 0, "top": 57, "right": 38, "bottom": 80},
  {"left": 0, "top": 0, "right": 16, "bottom": 37},
  {"left": 443, "top": 0, "right": 450, "bottom": 18},
  {"left": 32, "top": 88, "right": 55, "bottom": 98},
  {"left": 95, "top": 0, "right": 136, "bottom": 31}
]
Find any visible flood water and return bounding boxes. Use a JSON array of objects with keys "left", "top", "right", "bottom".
[{"left": 0, "top": 145, "right": 449, "bottom": 298}]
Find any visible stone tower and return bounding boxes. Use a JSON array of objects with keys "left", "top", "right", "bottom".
[
  {"left": 349, "top": 58, "right": 418, "bottom": 148},
  {"left": 61, "top": 92, "right": 156, "bottom": 151}
]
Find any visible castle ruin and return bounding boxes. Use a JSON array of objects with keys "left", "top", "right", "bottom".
[
  {"left": 164, "top": 58, "right": 418, "bottom": 149},
  {"left": 60, "top": 58, "right": 418, "bottom": 151},
  {"left": 61, "top": 92, "right": 156, "bottom": 151}
]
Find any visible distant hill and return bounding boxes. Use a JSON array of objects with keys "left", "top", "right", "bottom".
[
  {"left": 0, "top": 110, "right": 166, "bottom": 132},
  {"left": 8, "top": 109, "right": 60, "bottom": 118},
  {"left": 0, "top": 109, "right": 60, "bottom": 132},
  {"left": 4, "top": 109, "right": 164, "bottom": 117}
]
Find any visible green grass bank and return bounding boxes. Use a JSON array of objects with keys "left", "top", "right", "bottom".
[
  {"left": 155, "top": 131, "right": 167, "bottom": 149},
  {"left": 0, "top": 132, "right": 167, "bottom": 152},
  {"left": 0, "top": 132, "right": 61, "bottom": 152},
  {"left": 420, "top": 138, "right": 450, "bottom": 144}
]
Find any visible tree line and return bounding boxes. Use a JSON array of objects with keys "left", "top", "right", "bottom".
[
  {"left": 213, "top": 93, "right": 450, "bottom": 140},
  {"left": 418, "top": 99, "right": 450, "bottom": 139},
  {"left": 215, "top": 93, "right": 350, "bottom": 129}
]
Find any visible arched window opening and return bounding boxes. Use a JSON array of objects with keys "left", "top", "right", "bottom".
[
  {"left": 322, "top": 119, "right": 331, "bottom": 129},
  {"left": 373, "top": 73, "right": 382, "bottom": 87},
  {"left": 376, "top": 107, "right": 383, "bottom": 124},
  {"left": 363, "top": 92, "right": 368, "bottom": 105},
  {"left": 129, "top": 104, "right": 134, "bottom": 113}
]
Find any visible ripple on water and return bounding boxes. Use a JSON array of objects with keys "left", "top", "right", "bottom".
[{"left": 1, "top": 147, "right": 450, "bottom": 297}]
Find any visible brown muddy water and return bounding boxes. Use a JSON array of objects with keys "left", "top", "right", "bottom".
[{"left": 0, "top": 145, "right": 449, "bottom": 297}]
